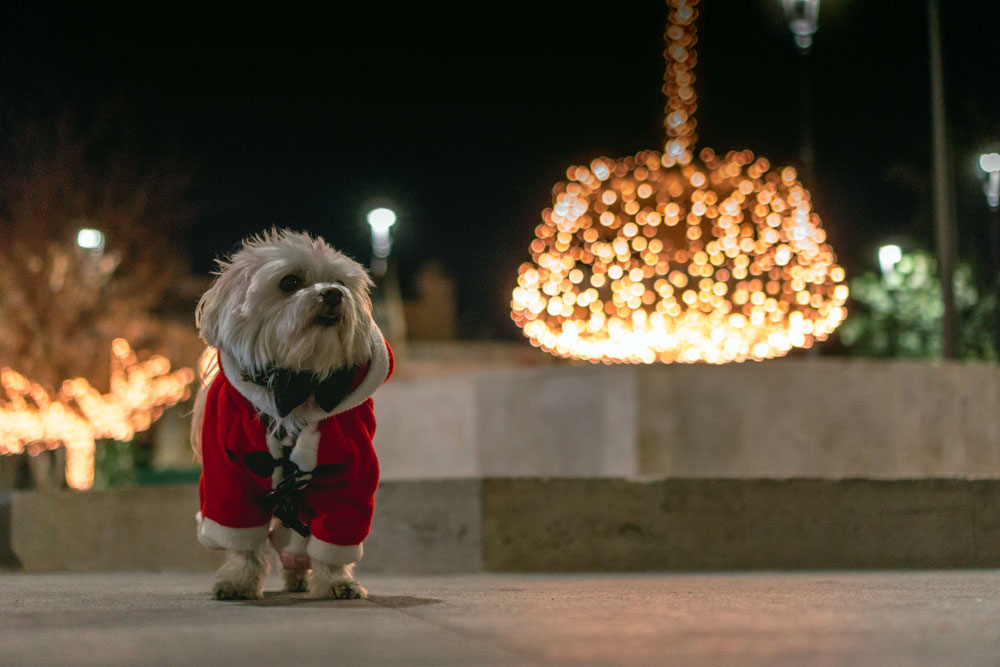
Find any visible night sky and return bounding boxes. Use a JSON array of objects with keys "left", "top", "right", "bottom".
[{"left": 3, "top": 2, "right": 999, "bottom": 338}]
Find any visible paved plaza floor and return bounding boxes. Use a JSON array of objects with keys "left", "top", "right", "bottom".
[{"left": 3, "top": 570, "right": 1000, "bottom": 665}]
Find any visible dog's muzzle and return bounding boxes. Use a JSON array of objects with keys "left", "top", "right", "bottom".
[{"left": 315, "top": 288, "right": 343, "bottom": 326}]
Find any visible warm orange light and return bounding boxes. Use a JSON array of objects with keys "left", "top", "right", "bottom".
[
  {"left": 0, "top": 339, "right": 194, "bottom": 489},
  {"left": 510, "top": 0, "right": 847, "bottom": 364}
]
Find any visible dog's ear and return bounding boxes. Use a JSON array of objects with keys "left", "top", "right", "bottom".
[
  {"left": 355, "top": 269, "right": 375, "bottom": 317},
  {"left": 196, "top": 261, "right": 249, "bottom": 346},
  {"left": 195, "top": 279, "right": 224, "bottom": 346}
]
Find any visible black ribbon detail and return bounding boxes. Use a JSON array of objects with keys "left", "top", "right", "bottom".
[
  {"left": 242, "top": 365, "right": 358, "bottom": 417},
  {"left": 264, "top": 470, "right": 311, "bottom": 537},
  {"left": 258, "top": 445, "right": 312, "bottom": 538}
]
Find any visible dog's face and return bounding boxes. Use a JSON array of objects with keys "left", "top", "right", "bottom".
[{"left": 196, "top": 230, "right": 374, "bottom": 377}]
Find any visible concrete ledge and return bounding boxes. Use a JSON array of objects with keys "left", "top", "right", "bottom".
[
  {"left": 7, "top": 478, "right": 1000, "bottom": 572},
  {"left": 9, "top": 485, "right": 223, "bottom": 572},
  {"left": 374, "top": 360, "right": 1000, "bottom": 479},
  {"left": 0, "top": 493, "right": 22, "bottom": 569},
  {"left": 482, "top": 478, "right": 1000, "bottom": 570},
  {"left": 364, "top": 480, "right": 482, "bottom": 574}
]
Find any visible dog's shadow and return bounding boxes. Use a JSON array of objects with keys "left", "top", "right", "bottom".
[{"left": 239, "top": 592, "right": 441, "bottom": 609}]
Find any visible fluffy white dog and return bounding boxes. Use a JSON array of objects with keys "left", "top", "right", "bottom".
[{"left": 191, "top": 229, "right": 393, "bottom": 600}]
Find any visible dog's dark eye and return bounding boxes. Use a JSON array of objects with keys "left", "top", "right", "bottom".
[{"left": 279, "top": 274, "right": 304, "bottom": 293}]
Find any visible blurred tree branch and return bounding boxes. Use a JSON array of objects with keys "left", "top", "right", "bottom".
[{"left": 0, "top": 104, "right": 203, "bottom": 393}]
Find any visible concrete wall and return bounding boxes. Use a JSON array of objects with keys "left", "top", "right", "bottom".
[
  {"left": 375, "top": 358, "right": 1000, "bottom": 479},
  {"left": 375, "top": 365, "right": 638, "bottom": 479},
  {"left": 9, "top": 479, "right": 1000, "bottom": 572}
]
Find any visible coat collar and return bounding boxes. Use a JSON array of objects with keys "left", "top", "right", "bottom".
[{"left": 219, "top": 324, "right": 393, "bottom": 419}]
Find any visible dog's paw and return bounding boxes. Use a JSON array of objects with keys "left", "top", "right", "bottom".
[
  {"left": 283, "top": 569, "right": 310, "bottom": 593},
  {"left": 213, "top": 578, "right": 263, "bottom": 600},
  {"left": 212, "top": 549, "right": 268, "bottom": 600},
  {"left": 310, "top": 562, "right": 367, "bottom": 599},
  {"left": 310, "top": 577, "right": 367, "bottom": 600},
  {"left": 309, "top": 563, "right": 367, "bottom": 599}
]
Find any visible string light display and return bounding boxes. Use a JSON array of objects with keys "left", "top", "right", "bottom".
[
  {"left": 511, "top": 0, "right": 848, "bottom": 363},
  {"left": 0, "top": 339, "right": 194, "bottom": 489}
]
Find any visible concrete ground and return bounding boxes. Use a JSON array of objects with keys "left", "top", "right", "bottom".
[{"left": 3, "top": 571, "right": 1000, "bottom": 666}]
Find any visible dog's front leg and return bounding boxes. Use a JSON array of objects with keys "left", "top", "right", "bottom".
[
  {"left": 213, "top": 547, "right": 270, "bottom": 600},
  {"left": 310, "top": 561, "right": 366, "bottom": 599}
]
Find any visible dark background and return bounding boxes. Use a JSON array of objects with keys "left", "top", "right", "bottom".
[{"left": 2, "top": 1, "right": 998, "bottom": 337}]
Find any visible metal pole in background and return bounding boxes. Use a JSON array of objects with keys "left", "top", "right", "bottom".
[
  {"left": 782, "top": 0, "right": 819, "bottom": 190},
  {"left": 927, "top": 0, "right": 958, "bottom": 358},
  {"left": 991, "top": 205, "right": 1000, "bottom": 359},
  {"left": 783, "top": 0, "right": 820, "bottom": 356},
  {"left": 982, "top": 154, "right": 1000, "bottom": 359}
]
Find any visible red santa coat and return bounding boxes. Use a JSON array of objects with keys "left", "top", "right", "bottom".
[{"left": 197, "top": 331, "right": 393, "bottom": 565}]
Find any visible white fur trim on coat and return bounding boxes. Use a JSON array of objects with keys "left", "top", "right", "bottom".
[
  {"left": 289, "top": 423, "right": 321, "bottom": 472},
  {"left": 197, "top": 512, "right": 269, "bottom": 551},
  {"left": 307, "top": 536, "right": 363, "bottom": 566},
  {"left": 326, "top": 324, "right": 391, "bottom": 415}
]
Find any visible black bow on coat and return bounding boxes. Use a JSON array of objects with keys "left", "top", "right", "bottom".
[{"left": 241, "top": 365, "right": 359, "bottom": 417}]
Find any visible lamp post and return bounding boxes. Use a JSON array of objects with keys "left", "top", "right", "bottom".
[
  {"left": 365, "top": 205, "right": 406, "bottom": 353},
  {"left": 878, "top": 244, "right": 902, "bottom": 278},
  {"left": 782, "top": 0, "right": 819, "bottom": 52},
  {"left": 928, "top": 0, "right": 958, "bottom": 358},
  {"left": 76, "top": 227, "right": 107, "bottom": 284},
  {"left": 782, "top": 0, "right": 819, "bottom": 209},
  {"left": 366, "top": 207, "right": 397, "bottom": 278},
  {"left": 980, "top": 152, "right": 1000, "bottom": 358},
  {"left": 878, "top": 243, "right": 902, "bottom": 357},
  {"left": 76, "top": 228, "right": 105, "bottom": 251},
  {"left": 783, "top": 1, "right": 821, "bottom": 357}
]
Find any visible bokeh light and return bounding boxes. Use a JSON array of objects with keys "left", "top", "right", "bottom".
[
  {"left": 511, "top": 0, "right": 847, "bottom": 364},
  {"left": 0, "top": 338, "right": 194, "bottom": 489}
]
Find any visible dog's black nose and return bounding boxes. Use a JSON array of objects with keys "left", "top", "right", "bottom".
[{"left": 321, "top": 288, "right": 343, "bottom": 307}]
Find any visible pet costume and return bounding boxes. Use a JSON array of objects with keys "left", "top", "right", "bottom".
[{"left": 197, "top": 326, "right": 393, "bottom": 567}]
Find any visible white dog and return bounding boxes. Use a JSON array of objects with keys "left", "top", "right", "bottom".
[{"left": 191, "top": 229, "right": 393, "bottom": 600}]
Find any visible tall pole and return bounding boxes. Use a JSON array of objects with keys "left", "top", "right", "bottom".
[
  {"left": 982, "top": 155, "right": 1000, "bottom": 359},
  {"left": 784, "top": 0, "right": 820, "bottom": 356},
  {"left": 990, "top": 205, "right": 1000, "bottom": 359},
  {"left": 782, "top": 0, "right": 819, "bottom": 192},
  {"left": 928, "top": 0, "right": 958, "bottom": 358},
  {"left": 796, "top": 49, "right": 816, "bottom": 192}
]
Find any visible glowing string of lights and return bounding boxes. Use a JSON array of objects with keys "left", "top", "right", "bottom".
[
  {"left": 511, "top": 0, "right": 848, "bottom": 363},
  {"left": 0, "top": 338, "right": 194, "bottom": 489}
]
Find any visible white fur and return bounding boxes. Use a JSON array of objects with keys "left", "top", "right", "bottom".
[
  {"left": 192, "top": 229, "right": 378, "bottom": 600},
  {"left": 213, "top": 548, "right": 270, "bottom": 600},
  {"left": 194, "top": 229, "right": 375, "bottom": 442},
  {"left": 310, "top": 562, "right": 367, "bottom": 600}
]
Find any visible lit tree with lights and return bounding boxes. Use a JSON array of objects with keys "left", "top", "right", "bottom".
[
  {"left": 0, "top": 107, "right": 201, "bottom": 488},
  {"left": 510, "top": 0, "right": 848, "bottom": 364}
]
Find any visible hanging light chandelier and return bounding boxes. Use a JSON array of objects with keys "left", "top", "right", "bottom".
[{"left": 510, "top": 0, "right": 848, "bottom": 364}]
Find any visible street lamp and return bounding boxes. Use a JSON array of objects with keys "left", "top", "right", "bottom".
[
  {"left": 782, "top": 0, "right": 820, "bottom": 216},
  {"left": 364, "top": 204, "right": 406, "bottom": 350},
  {"left": 980, "top": 153, "right": 1000, "bottom": 210},
  {"left": 878, "top": 244, "right": 902, "bottom": 278},
  {"left": 76, "top": 228, "right": 105, "bottom": 252},
  {"left": 878, "top": 243, "right": 903, "bottom": 357},
  {"left": 366, "top": 207, "right": 396, "bottom": 277},
  {"left": 782, "top": 0, "right": 820, "bottom": 52},
  {"left": 979, "top": 152, "right": 1000, "bottom": 358}
]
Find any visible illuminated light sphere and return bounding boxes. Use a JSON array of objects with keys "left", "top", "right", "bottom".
[
  {"left": 511, "top": 0, "right": 848, "bottom": 364},
  {"left": 366, "top": 207, "right": 397, "bottom": 233},
  {"left": 76, "top": 228, "right": 105, "bottom": 250},
  {"left": 366, "top": 207, "right": 397, "bottom": 260},
  {"left": 878, "top": 244, "right": 902, "bottom": 275},
  {"left": 980, "top": 153, "right": 1000, "bottom": 174}
]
